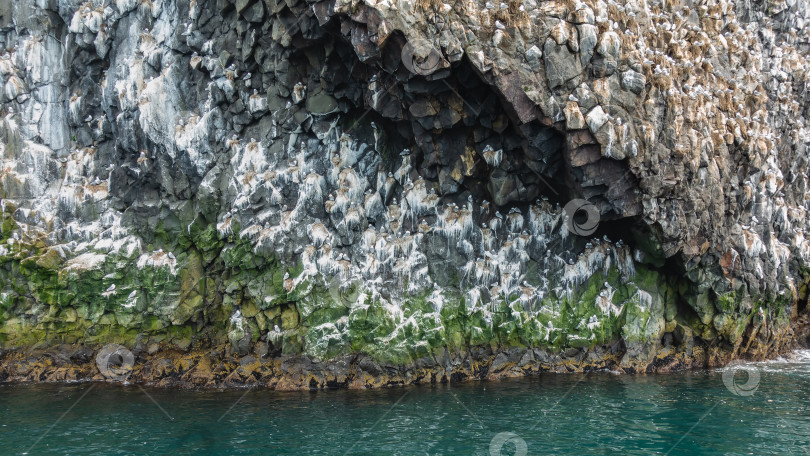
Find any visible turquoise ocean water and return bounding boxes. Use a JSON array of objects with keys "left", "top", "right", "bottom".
[{"left": 3, "top": 351, "right": 810, "bottom": 455}]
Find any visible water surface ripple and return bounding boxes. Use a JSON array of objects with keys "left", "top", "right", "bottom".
[{"left": 5, "top": 351, "right": 810, "bottom": 455}]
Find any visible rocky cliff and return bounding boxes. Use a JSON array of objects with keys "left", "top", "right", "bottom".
[{"left": 0, "top": 0, "right": 808, "bottom": 388}]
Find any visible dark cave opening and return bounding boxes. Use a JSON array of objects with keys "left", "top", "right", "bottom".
[
  {"left": 324, "top": 27, "right": 573, "bottom": 211},
  {"left": 182, "top": 2, "right": 656, "bottom": 255},
  {"left": 277, "top": 15, "right": 657, "bottom": 254}
]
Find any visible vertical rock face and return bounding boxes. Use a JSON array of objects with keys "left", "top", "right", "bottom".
[{"left": 0, "top": 0, "right": 808, "bottom": 386}]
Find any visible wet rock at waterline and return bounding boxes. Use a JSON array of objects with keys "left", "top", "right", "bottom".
[{"left": 0, "top": 0, "right": 808, "bottom": 387}]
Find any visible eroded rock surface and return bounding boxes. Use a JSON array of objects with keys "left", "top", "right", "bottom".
[{"left": 0, "top": 0, "right": 808, "bottom": 387}]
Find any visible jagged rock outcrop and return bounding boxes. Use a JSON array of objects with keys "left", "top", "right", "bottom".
[{"left": 0, "top": 0, "right": 808, "bottom": 387}]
